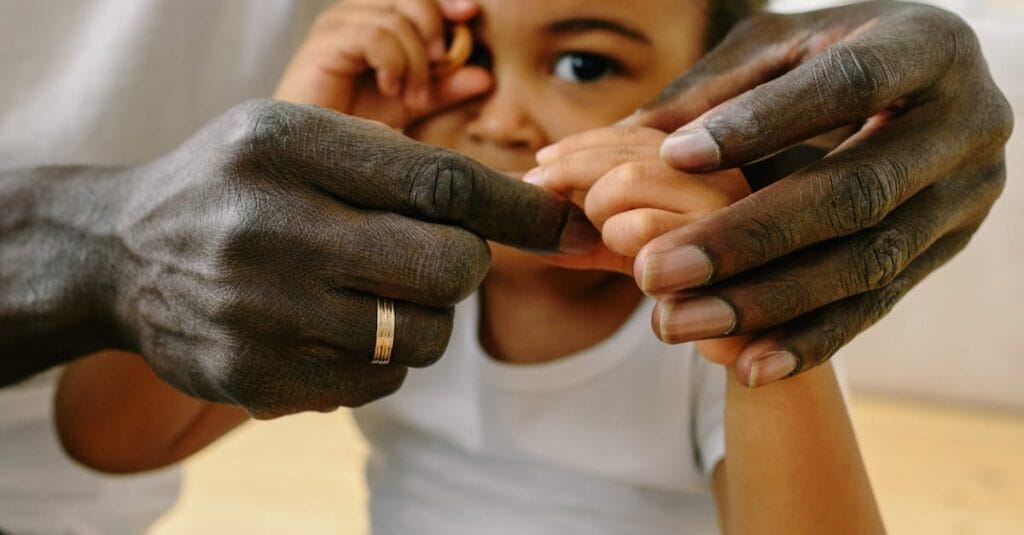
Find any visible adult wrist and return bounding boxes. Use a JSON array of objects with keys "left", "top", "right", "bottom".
[{"left": 0, "top": 165, "right": 137, "bottom": 384}]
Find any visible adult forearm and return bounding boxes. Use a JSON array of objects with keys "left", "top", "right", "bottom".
[
  {"left": 0, "top": 165, "right": 132, "bottom": 384},
  {"left": 721, "top": 363, "right": 883, "bottom": 534}
]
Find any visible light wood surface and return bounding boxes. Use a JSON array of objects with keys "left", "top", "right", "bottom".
[{"left": 149, "top": 393, "right": 1024, "bottom": 534}]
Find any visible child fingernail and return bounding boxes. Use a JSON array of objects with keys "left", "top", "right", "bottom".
[
  {"left": 523, "top": 167, "right": 544, "bottom": 185},
  {"left": 640, "top": 246, "right": 712, "bottom": 294},
  {"left": 660, "top": 128, "right": 721, "bottom": 171},
  {"left": 747, "top": 351, "right": 800, "bottom": 388},
  {"left": 658, "top": 296, "right": 736, "bottom": 343}
]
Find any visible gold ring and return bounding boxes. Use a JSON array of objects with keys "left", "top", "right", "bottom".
[
  {"left": 373, "top": 298, "right": 395, "bottom": 365},
  {"left": 432, "top": 23, "right": 473, "bottom": 78}
]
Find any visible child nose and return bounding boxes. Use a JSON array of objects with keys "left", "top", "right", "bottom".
[{"left": 465, "top": 90, "right": 545, "bottom": 151}]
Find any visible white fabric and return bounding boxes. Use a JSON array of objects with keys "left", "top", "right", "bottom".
[
  {"left": 354, "top": 295, "right": 726, "bottom": 535},
  {"left": 0, "top": 1, "right": 329, "bottom": 533},
  {"left": 0, "top": 0, "right": 331, "bottom": 168}
]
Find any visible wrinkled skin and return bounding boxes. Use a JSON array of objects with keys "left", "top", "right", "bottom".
[
  {"left": 0, "top": 100, "right": 595, "bottom": 417},
  {"left": 631, "top": 2, "right": 1013, "bottom": 384}
]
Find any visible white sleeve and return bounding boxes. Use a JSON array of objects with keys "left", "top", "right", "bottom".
[{"left": 690, "top": 350, "right": 726, "bottom": 480}]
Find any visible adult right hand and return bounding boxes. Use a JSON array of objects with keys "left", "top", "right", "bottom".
[{"left": 0, "top": 100, "right": 596, "bottom": 418}]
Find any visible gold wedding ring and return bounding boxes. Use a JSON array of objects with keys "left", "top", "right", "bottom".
[
  {"left": 432, "top": 23, "right": 473, "bottom": 78},
  {"left": 373, "top": 298, "right": 395, "bottom": 365}
]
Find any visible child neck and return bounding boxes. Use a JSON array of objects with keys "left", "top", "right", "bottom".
[{"left": 479, "top": 267, "right": 643, "bottom": 364}]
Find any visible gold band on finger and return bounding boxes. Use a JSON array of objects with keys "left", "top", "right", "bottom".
[{"left": 373, "top": 298, "right": 395, "bottom": 365}]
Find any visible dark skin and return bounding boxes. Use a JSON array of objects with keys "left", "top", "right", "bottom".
[
  {"left": 0, "top": 1, "right": 1013, "bottom": 416},
  {"left": 0, "top": 100, "right": 597, "bottom": 418},
  {"left": 538, "top": 1, "right": 1013, "bottom": 386}
]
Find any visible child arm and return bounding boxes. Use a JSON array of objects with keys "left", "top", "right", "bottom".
[
  {"left": 530, "top": 127, "right": 882, "bottom": 531},
  {"left": 55, "top": 350, "right": 247, "bottom": 474},
  {"left": 711, "top": 361, "right": 883, "bottom": 534}
]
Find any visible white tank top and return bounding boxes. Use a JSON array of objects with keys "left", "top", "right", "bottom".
[{"left": 354, "top": 295, "right": 726, "bottom": 535}]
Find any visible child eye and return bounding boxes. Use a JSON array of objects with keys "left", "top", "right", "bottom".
[{"left": 552, "top": 52, "right": 621, "bottom": 83}]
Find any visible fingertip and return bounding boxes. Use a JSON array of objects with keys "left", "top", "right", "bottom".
[
  {"left": 522, "top": 166, "right": 544, "bottom": 185},
  {"left": 660, "top": 128, "right": 721, "bottom": 171},
  {"left": 438, "top": 0, "right": 479, "bottom": 22}
]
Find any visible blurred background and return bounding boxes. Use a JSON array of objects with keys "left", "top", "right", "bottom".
[{"left": 1, "top": 0, "right": 1020, "bottom": 534}]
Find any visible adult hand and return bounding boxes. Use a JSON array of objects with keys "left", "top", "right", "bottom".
[
  {"left": 537, "top": 1, "right": 1012, "bottom": 387},
  {"left": 0, "top": 100, "right": 596, "bottom": 417}
]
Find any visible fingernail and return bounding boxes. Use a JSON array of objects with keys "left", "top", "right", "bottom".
[
  {"left": 658, "top": 296, "right": 736, "bottom": 343},
  {"left": 660, "top": 128, "right": 720, "bottom": 171},
  {"left": 641, "top": 246, "right": 712, "bottom": 294},
  {"left": 558, "top": 209, "right": 600, "bottom": 254},
  {"left": 447, "top": 0, "right": 475, "bottom": 11},
  {"left": 748, "top": 351, "right": 800, "bottom": 388},
  {"left": 522, "top": 167, "right": 544, "bottom": 185},
  {"left": 535, "top": 144, "right": 558, "bottom": 164}
]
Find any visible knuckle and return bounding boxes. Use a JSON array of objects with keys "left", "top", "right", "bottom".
[
  {"left": 908, "top": 5, "right": 980, "bottom": 66},
  {"left": 612, "top": 145, "right": 643, "bottom": 166},
  {"left": 417, "top": 230, "right": 489, "bottom": 305},
  {"left": 605, "top": 215, "right": 658, "bottom": 256},
  {"left": 380, "top": 10, "right": 412, "bottom": 33},
  {"left": 219, "top": 99, "right": 306, "bottom": 178},
  {"left": 813, "top": 320, "right": 847, "bottom": 366},
  {"left": 407, "top": 151, "right": 476, "bottom": 222},
  {"left": 612, "top": 161, "right": 649, "bottom": 186},
  {"left": 613, "top": 125, "right": 654, "bottom": 142},
  {"left": 362, "top": 24, "right": 389, "bottom": 43},
  {"left": 734, "top": 196, "right": 798, "bottom": 265},
  {"left": 825, "top": 159, "right": 907, "bottom": 235},
  {"left": 855, "top": 227, "right": 913, "bottom": 290},
  {"left": 817, "top": 42, "right": 889, "bottom": 115}
]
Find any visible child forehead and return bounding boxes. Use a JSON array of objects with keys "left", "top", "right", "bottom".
[{"left": 475, "top": 0, "right": 699, "bottom": 28}]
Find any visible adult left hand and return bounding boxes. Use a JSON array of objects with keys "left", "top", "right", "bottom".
[{"left": 534, "top": 1, "right": 1013, "bottom": 387}]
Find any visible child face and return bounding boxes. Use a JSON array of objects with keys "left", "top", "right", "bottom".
[
  {"left": 408, "top": 0, "right": 707, "bottom": 171},
  {"left": 407, "top": 0, "right": 709, "bottom": 274}
]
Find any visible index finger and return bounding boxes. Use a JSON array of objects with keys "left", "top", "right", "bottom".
[
  {"left": 247, "top": 101, "right": 599, "bottom": 253},
  {"left": 652, "top": 7, "right": 964, "bottom": 171},
  {"left": 349, "top": 0, "right": 445, "bottom": 52}
]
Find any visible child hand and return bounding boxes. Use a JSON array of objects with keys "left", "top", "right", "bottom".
[
  {"left": 525, "top": 126, "right": 750, "bottom": 276},
  {"left": 526, "top": 126, "right": 753, "bottom": 365},
  {"left": 274, "top": 0, "right": 491, "bottom": 129}
]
